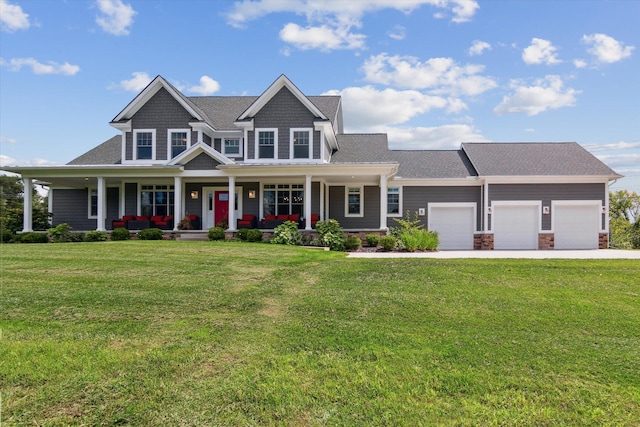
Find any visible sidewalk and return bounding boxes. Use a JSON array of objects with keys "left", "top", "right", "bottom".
[{"left": 347, "top": 249, "right": 640, "bottom": 259}]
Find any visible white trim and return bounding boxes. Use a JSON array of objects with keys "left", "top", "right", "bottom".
[
  {"left": 290, "top": 128, "right": 313, "bottom": 160},
  {"left": 222, "top": 137, "right": 243, "bottom": 158},
  {"left": 386, "top": 186, "right": 402, "bottom": 217},
  {"left": 88, "top": 187, "right": 98, "bottom": 219},
  {"left": 167, "top": 128, "right": 191, "bottom": 160},
  {"left": 22, "top": 177, "right": 33, "bottom": 232},
  {"left": 255, "top": 128, "right": 278, "bottom": 160},
  {"left": 133, "top": 129, "right": 156, "bottom": 162},
  {"left": 168, "top": 141, "right": 234, "bottom": 166},
  {"left": 201, "top": 185, "right": 243, "bottom": 230},
  {"left": 345, "top": 185, "right": 364, "bottom": 217}
]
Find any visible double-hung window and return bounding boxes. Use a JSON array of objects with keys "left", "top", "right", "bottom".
[
  {"left": 262, "top": 184, "right": 304, "bottom": 217},
  {"left": 88, "top": 189, "right": 98, "bottom": 218},
  {"left": 291, "top": 129, "right": 311, "bottom": 159},
  {"left": 224, "top": 138, "right": 241, "bottom": 157},
  {"left": 169, "top": 130, "right": 189, "bottom": 158},
  {"left": 257, "top": 129, "right": 276, "bottom": 159},
  {"left": 387, "top": 187, "right": 400, "bottom": 216},
  {"left": 135, "top": 130, "right": 154, "bottom": 160},
  {"left": 140, "top": 185, "right": 175, "bottom": 217},
  {"left": 346, "top": 186, "right": 363, "bottom": 217}
]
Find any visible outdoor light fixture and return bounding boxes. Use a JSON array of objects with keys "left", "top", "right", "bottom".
[
  {"left": 487, "top": 206, "right": 492, "bottom": 214},
  {"left": 248, "top": 190, "right": 256, "bottom": 199},
  {"left": 190, "top": 191, "right": 199, "bottom": 199},
  {"left": 543, "top": 206, "right": 550, "bottom": 214}
]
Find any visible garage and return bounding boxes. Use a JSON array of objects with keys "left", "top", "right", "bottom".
[
  {"left": 553, "top": 202, "right": 601, "bottom": 249},
  {"left": 428, "top": 203, "right": 475, "bottom": 250},
  {"left": 493, "top": 203, "right": 539, "bottom": 250}
]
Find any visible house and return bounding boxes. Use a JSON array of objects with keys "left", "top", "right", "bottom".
[{"left": 6, "top": 74, "right": 621, "bottom": 250}]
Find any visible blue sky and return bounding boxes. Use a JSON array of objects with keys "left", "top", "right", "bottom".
[{"left": 1, "top": 0, "right": 638, "bottom": 190}]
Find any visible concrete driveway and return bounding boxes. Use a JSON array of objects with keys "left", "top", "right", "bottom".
[{"left": 347, "top": 249, "right": 640, "bottom": 259}]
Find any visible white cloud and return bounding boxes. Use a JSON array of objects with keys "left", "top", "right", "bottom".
[
  {"left": 0, "top": 155, "right": 58, "bottom": 167},
  {"left": 494, "top": 75, "right": 580, "bottom": 116},
  {"left": 388, "top": 25, "right": 406, "bottom": 41},
  {"left": 468, "top": 40, "right": 491, "bottom": 56},
  {"left": 0, "top": 135, "right": 18, "bottom": 144},
  {"left": 584, "top": 141, "right": 640, "bottom": 152},
  {"left": 522, "top": 38, "right": 561, "bottom": 65},
  {"left": 110, "top": 71, "right": 152, "bottom": 92},
  {"left": 361, "top": 53, "right": 497, "bottom": 96},
  {"left": 0, "top": 57, "right": 80, "bottom": 75},
  {"left": 95, "top": 0, "right": 136, "bottom": 36},
  {"left": 187, "top": 76, "right": 221, "bottom": 95},
  {"left": 279, "top": 23, "right": 366, "bottom": 51},
  {"left": 573, "top": 59, "right": 587, "bottom": 68},
  {"left": 0, "top": 0, "right": 29, "bottom": 32},
  {"left": 595, "top": 153, "right": 640, "bottom": 169},
  {"left": 582, "top": 33, "right": 634, "bottom": 63},
  {"left": 385, "top": 124, "right": 489, "bottom": 150}
]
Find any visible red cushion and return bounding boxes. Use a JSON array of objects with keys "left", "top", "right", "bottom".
[
  {"left": 242, "top": 214, "right": 256, "bottom": 221},
  {"left": 112, "top": 221, "right": 125, "bottom": 227},
  {"left": 155, "top": 221, "right": 168, "bottom": 226},
  {"left": 187, "top": 214, "right": 198, "bottom": 220},
  {"left": 136, "top": 216, "right": 148, "bottom": 221},
  {"left": 123, "top": 215, "right": 135, "bottom": 221},
  {"left": 311, "top": 214, "right": 320, "bottom": 220},
  {"left": 164, "top": 215, "right": 173, "bottom": 221},
  {"left": 277, "top": 214, "right": 289, "bottom": 221},
  {"left": 265, "top": 215, "right": 276, "bottom": 221},
  {"left": 151, "top": 215, "right": 164, "bottom": 222},
  {"left": 289, "top": 214, "right": 300, "bottom": 222}
]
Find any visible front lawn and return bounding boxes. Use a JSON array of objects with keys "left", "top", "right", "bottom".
[{"left": 1, "top": 241, "right": 639, "bottom": 425}]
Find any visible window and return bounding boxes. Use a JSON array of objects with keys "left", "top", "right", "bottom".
[
  {"left": 136, "top": 131, "right": 153, "bottom": 160},
  {"left": 291, "top": 129, "right": 311, "bottom": 159},
  {"left": 346, "top": 186, "right": 363, "bottom": 217},
  {"left": 169, "top": 130, "right": 189, "bottom": 158},
  {"left": 140, "top": 185, "right": 175, "bottom": 217},
  {"left": 256, "top": 129, "right": 277, "bottom": 159},
  {"left": 262, "top": 184, "right": 304, "bottom": 217},
  {"left": 224, "top": 138, "right": 241, "bottom": 156},
  {"left": 387, "top": 187, "right": 400, "bottom": 215},
  {"left": 88, "top": 189, "right": 98, "bottom": 218}
]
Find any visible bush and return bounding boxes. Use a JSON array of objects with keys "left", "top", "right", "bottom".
[
  {"left": 380, "top": 235, "right": 397, "bottom": 251},
  {"left": 271, "top": 221, "right": 302, "bottom": 246},
  {"left": 400, "top": 229, "right": 420, "bottom": 252},
  {"left": 417, "top": 230, "right": 438, "bottom": 251},
  {"left": 137, "top": 228, "right": 164, "bottom": 240},
  {"left": 47, "top": 223, "right": 74, "bottom": 243},
  {"left": 208, "top": 227, "right": 226, "bottom": 241},
  {"left": 236, "top": 228, "right": 249, "bottom": 241},
  {"left": 344, "top": 236, "right": 362, "bottom": 251},
  {"left": 315, "top": 218, "right": 345, "bottom": 251},
  {"left": 399, "top": 228, "right": 439, "bottom": 252},
  {"left": 110, "top": 227, "right": 131, "bottom": 241},
  {"left": 246, "top": 228, "right": 263, "bottom": 242},
  {"left": 365, "top": 234, "right": 380, "bottom": 247},
  {"left": 15, "top": 232, "right": 49, "bottom": 243},
  {"left": 1, "top": 229, "right": 15, "bottom": 243},
  {"left": 85, "top": 230, "right": 108, "bottom": 242}
]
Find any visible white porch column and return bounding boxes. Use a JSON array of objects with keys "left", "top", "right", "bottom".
[
  {"left": 174, "top": 176, "right": 182, "bottom": 231},
  {"left": 379, "top": 174, "right": 388, "bottom": 230},
  {"left": 22, "top": 176, "right": 33, "bottom": 232},
  {"left": 96, "top": 177, "right": 107, "bottom": 231},
  {"left": 305, "top": 175, "right": 312, "bottom": 230},
  {"left": 228, "top": 175, "right": 236, "bottom": 231},
  {"left": 319, "top": 181, "right": 325, "bottom": 221}
]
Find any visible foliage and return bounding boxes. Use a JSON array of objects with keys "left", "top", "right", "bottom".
[
  {"left": 69, "top": 232, "right": 85, "bottom": 242},
  {"left": 84, "top": 230, "right": 108, "bottom": 242},
  {"left": 609, "top": 190, "right": 640, "bottom": 249},
  {"left": 246, "top": 228, "right": 263, "bottom": 242},
  {"left": 177, "top": 216, "right": 193, "bottom": 230},
  {"left": 271, "top": 221, "right": 302, "bottom": 246},
  {"left": 236, "top": 228, "right": 249, "bottom": 241},
  {"left": 208, "top": 227, "right": 226, "bottom": 241},
  {"left": 631, "top": 221, "right": 640, "bottom": 249},
  {"left": 344, "top": 235, "right": 362, "bottom": 250},
  {"left": 137, "top": 228, "right": 164, "bottom": 240},
  {"left": 1, "top": 229, "right": 15, "bottom": 243},
  {"left": 400, "top": 228, "right": 439, "bottom": 252},
  {"left": 390, "top": 210, "right": 424, "bottom": 237},
  {"left": 0, "top": 175, "right": 50, "bottom": 233},
  {"left": 47, "top": 223, "right": 74, "bottom": 243},
  {"left": 365, "top": 233, "right": 380, "bottom": 247},
  {"left": 14, "top": 231, "right": 49, "bottom": 243},
  {"left": 215, "top": 218, "right": 229, "bottom": 229},
  {"left": 110, "top": 227, "right": 131, "bottom": 241},
  {"left": 315, "top": 218, "right": 345, "bottom": 251},
  {"left": 380, "top": 235, "right": 397, "bottom": 251}
]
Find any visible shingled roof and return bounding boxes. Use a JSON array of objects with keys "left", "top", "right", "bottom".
[
  {"left": 461, "top": 142, "right": 621, "bottom": 177},
  {"left": 67, "top": 135, "right": 121, "bottom": 165}
]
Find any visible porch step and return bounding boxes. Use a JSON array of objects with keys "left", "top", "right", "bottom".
[{"left": 177, "top": 232, "right": 209, "bottom": 241}]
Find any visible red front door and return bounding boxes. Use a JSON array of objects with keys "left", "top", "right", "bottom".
[{"left": 214, "top": 191, "right": 229, "bottom": 227}]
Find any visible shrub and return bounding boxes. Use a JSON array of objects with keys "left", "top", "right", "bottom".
[
  {"left": 365, "top": 234, "right": 380, "bottom": 247},
  {"left": 137, "top": 228, "right": 164, "bottom": 240},
  {"left": 1, "top": 230, "right": 15, "bottom": 243},
  {"left": 236, "top": 228, "right": 249, "bottom": 241},
  {"left": 246, "top": 228, "right": 263, "bottom": 242},
  {"left": 271, "top": 221, "right": 302, "bottom": 246},
  {"left": 400, "top": 229, "right": 420, "bottom": 252},
  {"left": 110, "top": 227, "right": 131, "bottom": 241},
  {"left": 344, "top": 236, "right": 362, "bottom": 251},
  {"left": 85, "top": 230, "right": 108, "bottom": 242},
  {"left": 15, "top": 232, "right": 49, "bottom": 243},
  {"left": 208, "top": 227, "right": 226, "bottom": 241},
  {"left": 315, "top": 218, "right": 345, "bottom": 251},
  {"left": 69, "top": 232, "right": 85, "bottom": 242},
  {"left": 399, "top": 228, "right": 439, "bottom": 252},
  {"left": 47, "top": 223, "right": 74, "bottom": 243},
  {"left": 380, "top": 235, "right": 397, "bottom": 251},
  {"left": 417, "top": 230, "right": 438, "bottom": 251}
]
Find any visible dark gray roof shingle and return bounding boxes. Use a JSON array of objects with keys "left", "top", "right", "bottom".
[
  {"left": 67, "top": 135, "right": 121, "bottom": 165},
  {"left": 461, "top": 142, "right": 620, "bottom": 177}
]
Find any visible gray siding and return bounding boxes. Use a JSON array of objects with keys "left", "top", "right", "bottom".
[
  {"left": 204, "top": 134, "right": 212, "bottom": 147},
  {"left": 329, "top": 185, "right": 380, "bottom": 229},
  {"left": 397, "top": 186, "right": 482, "bottom": 230},
  {"left": 489, "top": 183, "right": 606, "bottom": 230},
  {"left": 184, "top": 153, "right": 221, "bottom": 170},
  {"left": 184, "top": 183, "right": 203, "bottom": 225},
  {"left": 313, "top": 130, "right": 321, "bottom": 159},
  {"left": 125, "top": 183, "right": 138, "bottom": 215},
  {"left": 52, "top": 187, "right": 118, "bottom": 230},
  {"left": 213, "top": 138, "right": 221, "bottom": 152},
  {"left": 311, "top": 182, "right": 320, "bottom": 214},
  {"left": 240, "top": 182, "right": 260, "bottom": 218}
]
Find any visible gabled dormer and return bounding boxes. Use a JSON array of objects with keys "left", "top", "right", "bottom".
[{"left": 234, "top": 75, "right": 339, "bottom": 164}]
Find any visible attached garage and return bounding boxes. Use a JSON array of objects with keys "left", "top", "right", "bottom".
[
  {"left": 428, "top": 203, "right": 475, "bottom": 250},
  {"left": 553, "top": 202, "right": 601, "bottom": 249},
  {"left": 493, "top": 202, "right": 540, "bottom": 250}
]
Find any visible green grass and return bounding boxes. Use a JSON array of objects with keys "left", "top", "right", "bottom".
[{"left": 1, "top": 241, "right": 639, "bottom": 426}]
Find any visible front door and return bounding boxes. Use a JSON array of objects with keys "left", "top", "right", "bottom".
[
  {"left": 214, "top": 191, "right": 229, "bottom": 227},
  {"left": 202, "top": 186, "right": 241, "bottom": 229}
]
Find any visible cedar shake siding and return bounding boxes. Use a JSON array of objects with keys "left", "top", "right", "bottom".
[
  {"left": 329, "top": 186, "right": 381, "bottom": 229},
  {"left": 184, "top": 153, "right": 221, "bottom": 170}
]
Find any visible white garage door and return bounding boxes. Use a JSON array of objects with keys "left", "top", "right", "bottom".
[
  {"left": 554, "top": 203, "right": 600, "bottom": 249},
  {"left": 429, "top": 204, "right": 475, "bottom": 250},
  {"left": 493, "top": 204, "right": 539, "bottom": 250}
]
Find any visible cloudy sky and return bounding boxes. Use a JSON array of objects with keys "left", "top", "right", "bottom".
[{"left": 1, "top": 0, "right": 638, "bottom": 190}]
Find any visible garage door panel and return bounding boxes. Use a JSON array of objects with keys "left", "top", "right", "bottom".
[
  {"left": 554, "top": 204, "right": 599, "bottom": 249},
  {"left": 493, "top": 204, "right": 539, "bottom": 250},
  {"left": 429, "top": 205, "right": 474, "bottom": 250}
]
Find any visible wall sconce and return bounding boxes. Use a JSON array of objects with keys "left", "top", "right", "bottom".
[
  {"left": 248, "top": 190, "right": 256, "bottom": 199},
  {"left": 602, "top": 206, "right": 607, "bottom": 214},
  {"left": 543, "top": 206, "right": 550, "bottom": 215},
  {"left": 190, "top": 191, "right": 199, "bottom": 199},
  {"left": 487, "top": 206, "right": 492, "bottom": 215}
]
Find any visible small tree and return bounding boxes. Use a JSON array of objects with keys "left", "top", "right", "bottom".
[{"left": 0, "top": 175, "right": 50, "bottom": 233}]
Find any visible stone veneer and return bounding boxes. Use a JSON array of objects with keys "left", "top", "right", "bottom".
[
  {"left": 474, "top": 233, "right": 494, "bottom": 250},
  {"left": 599, "top": 233, "right": 609, "bottom": 249},
  {"left": 538, "top": 233, "right": 554, "bottom": 250}
]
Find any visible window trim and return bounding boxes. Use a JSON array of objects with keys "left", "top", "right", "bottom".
[
  {"left": 133, "top": 129, "right": 156, "bottom": 161},
  {"left": 290, "top": 128, "right": 313, "bottom": 160},
  {"left": 387, "top": 186, "right": 402, "bottom": 217},
  {"left": 167, "top": 129, "right": 191, "bottom": 159},
  {"left": 345, "top": 185, "right": 364, "bottom": 218},
  {"left": 138, "top": 184, "right": 175, "bottom": 217},
  {"left": 88, "top": 188, "right": 98, "bottom": 219},
  {"left": 255, "top": 128, "right": 278, "bottom": 160},
  {"left": 223, "top": 137, "right": 243, "bottom": 158}
]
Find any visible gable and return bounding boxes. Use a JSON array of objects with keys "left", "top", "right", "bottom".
[
  {"left": 132, "top": 87, "right": 196, "bottom": 128},
  {"left": 253, "top": 87, "right": 318, "bottom": 127},
  {"left": 183, "top": 152, "right": 221, "bottom": 170}
]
